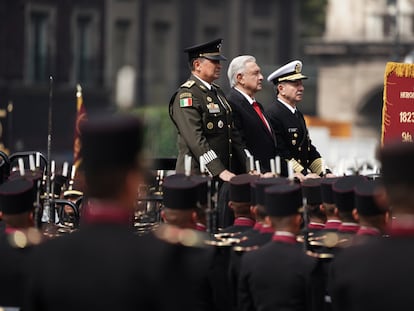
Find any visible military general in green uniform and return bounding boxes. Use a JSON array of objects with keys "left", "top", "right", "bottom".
[{"left": 169, "top": 38, "right": 247, "bottom": 181}]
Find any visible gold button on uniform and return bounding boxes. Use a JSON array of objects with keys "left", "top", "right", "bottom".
[
  {"left": 298, "top": 159, "right": 301, "bottom": 163},
  {"left": 298, "top": 147, "right": 301, "bottom": 151},
  {"left": 294, "top": 133, "right": 298, "bottom": 138},
  {"left": 207, "top": 122, "right": 213, "bottom": 130}
]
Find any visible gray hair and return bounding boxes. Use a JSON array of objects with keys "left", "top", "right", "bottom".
[{"left": 227, "top": 55, "right": 256, "bottom": 88}]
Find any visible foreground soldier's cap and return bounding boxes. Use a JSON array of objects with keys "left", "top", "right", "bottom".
[
  {"left": 254, "top": 177, "right": 289, "bottom": 206},
  {"left": 379, "top": 142, "right": 414, "bottom": 186},
  {"left": 0, "top": 178, "right": 34, "bottom": 215},
  {"left": 80, "top": 114, "right": 144, "bottom": 173},
  {"left": 164, "top": 174, "right": 209, "bottom": 206},
  {"left": 333, "top": 176, "right": 367, "bottom": 212},
  {"left": 354, "top": 180, "right": 386, "bottom": 216},
  {"left": 302, "top": 179, "right": 322, "bottom": 205},
  {"left": 163, "top": 176, "right": 198, "bottom": 210},
  {"left": 184, "top": 38, "right": 227, "bottom": 62},
  {"left": 265, "top": 183, "right": 303, "bottom": 216},
  {"left": 321, "top": 177, "right": 340, "bottom": 204},
  {"left": 229, "top": 174, "right": 260, "bottom": 203},
  {"left": 267, "top": 60, "right": 308, "bottom": 84}
]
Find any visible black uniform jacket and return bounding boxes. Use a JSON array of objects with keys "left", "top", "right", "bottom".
[
  {"left": 329, "top": 234, "right": 413, "bottom": 311},
  {"left": 170, "top": 75, "right": 247, "bottom": 176},
  {"left": 265, "top": 99, "right": 321, "bottom": 174},
  {"left": 226, "top": 88, "right": 277, "bottom": 173},
  {"left": 238, "top": 240, "right": 319, "bottom": 311},
  {"left": 0, "top": 230, "right": 34, "bottom": 308},
  {"left": 23, "top": 223, "right": 182, "bottom": 311}
]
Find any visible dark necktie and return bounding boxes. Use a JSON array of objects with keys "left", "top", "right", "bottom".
[{"left": 252, "top": 101, "right": 271, "bottom": 133}]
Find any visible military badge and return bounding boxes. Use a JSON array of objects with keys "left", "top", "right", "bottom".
[
  {"left": 207, "top": 96, "right": 213, "bottom": 102},
  {"left": 207, "top": 103, "right": 220, "bottom": 113}
]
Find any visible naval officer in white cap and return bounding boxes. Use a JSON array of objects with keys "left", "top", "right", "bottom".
[{"left": 265, "top": 60, "right": 331, "bottom": 181}]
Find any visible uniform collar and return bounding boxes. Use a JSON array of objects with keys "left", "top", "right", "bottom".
[
  {"left": 234, "top": 87, "right": 255, "bottom": 105},
  {"left": 387, "top": 216, "right": 414, "bottom": 236},
  {"left": 83, "top": 200, "right": 132, "bottom": 225},
  {"left": 195, "top": 222, "right": 207, "bottom": 232},
  {"left": 357, "top": 226, "right": 381, "bottom": 236},
  {"left": 234, "top": 217, "right": 255, "bottom": 227},
  {"left": 325, "top": 220, "right": 341, "bottom": 229},
  {"left": 308, "top": 222, "right": 325, "bottom": 230},
  {"left": 338, "top": 222, "right": 359, "bottom": 233},
  {"left": 260, "top": 225, "right": 275, "bottom": 234},
  {"left": 277, "top": 98, "right": 296, "bottom": 114},
  {"left": 193, "top": 74, "right": 212, "bottom": 90},
  {"left": 253, "top": 222, "right": 263, "bottom": 231},
  {"left": 272, "top": 231, "right": 297, "bottom": 244}
]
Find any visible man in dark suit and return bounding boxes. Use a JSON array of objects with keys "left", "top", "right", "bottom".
[
  {"left": 238, "top": 183, "right": 321, "bottom": 311},
  {"left": 23, "top": 114, "right": 168, "bottom": 311},
  {"left": 0, "top": 178, "right": 40, "bottom": 309},
  {"left": 266, "top": 60, "right": 330, "bottom": 180},
  {"left": 329, "top": 142, "right": 414, "bottom": 311},
  {"left": 226, "top": 55, "right": 278, "bottom": 173}
]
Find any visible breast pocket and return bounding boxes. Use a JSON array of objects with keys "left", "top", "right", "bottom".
[{"left": 204, "top": 114, "right": 226, "bottom": 135}]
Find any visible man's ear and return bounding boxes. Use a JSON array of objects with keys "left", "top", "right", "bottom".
[{"left": 352, "top": 209, "right": 359, "bottom": 223}]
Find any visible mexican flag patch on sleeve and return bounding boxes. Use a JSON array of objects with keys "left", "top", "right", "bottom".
[{"left": 180, "top": 97, "right": 193, "bottom": 107}]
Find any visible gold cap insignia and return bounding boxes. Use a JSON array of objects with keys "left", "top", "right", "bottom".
[{"left": 295, "top": 62, "right": 301, "bottom": 73}]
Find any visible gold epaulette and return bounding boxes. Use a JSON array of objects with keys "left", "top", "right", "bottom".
[
  {"left": 181, "top": 80, "right": 195, "bottom": 88},
  {"left": 154, "top": 224, "right": 208, "bottom": 248},
  {"left": 306, "top": 250, "right": 335, "bottom": 259},
  {"left": 233, "top": 245, "right": 259, "bottom": 253},
  {"left": 214, "top": 232, "right": 242, "bottom": 240},
  {"left": 63, "top": 190, "right": 83, "bottom": 197},
  {"left": 7, "top": 228, "right": 43, "bottom": 249}
]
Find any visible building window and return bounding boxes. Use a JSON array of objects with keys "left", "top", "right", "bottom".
[
  {"left": 151, "top": 21, "right": 170, "bottom": 82},
  {"left": 250, "top": 30, "right": 271, "bottom": 62},
  {"left": 28, "top": 11, "right": 52, "bottom": 83},
  {"left": 113, "top": 19, "right": 131, "bottom": 74},
  {"left": 74, "top": 13, "right": 99, "bottom": 85}
]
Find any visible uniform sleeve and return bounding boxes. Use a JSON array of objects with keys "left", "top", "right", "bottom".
[{"left": 171, "top": 90, "right": 226, "bottom": 176}]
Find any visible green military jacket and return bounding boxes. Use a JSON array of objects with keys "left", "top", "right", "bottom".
[{"left": 169, "top": 75, "right": 247, "bottom": 177}]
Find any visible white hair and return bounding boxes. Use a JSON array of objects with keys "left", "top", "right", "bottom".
[{"left": 227, "top": 55, "right": 256, "bottom": 88}]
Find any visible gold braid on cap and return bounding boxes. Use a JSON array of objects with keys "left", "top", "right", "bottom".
[
  {"left": 289, "top": 158, "right": 304, "bottom": 173},
  {"left": 309, "top": 158, "right": 324, "bottom": 175},
  {"left": 199, "top": 52, "right": 221, "bottom": 57}
]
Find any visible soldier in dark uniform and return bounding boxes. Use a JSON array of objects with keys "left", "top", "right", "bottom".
[
  {"left": 301, "top": 179, "right": 326, "bottom": 253},
  {"left": 266, "top": 60, "right": 331, "bottom": 180},
  {"left": 23, "top": 114, "right": 163, "bottom": 310},
  {"left": 320, "top": 178, "right": 341, "bottom": 231},
  {"left": 332, "top": 176, "right": 366, "bottom": 242},
  {"left": 226, "top": 55, "right": 277, "bottom": 173},
  {"left": 352, "top": 180, "right": 389, "bottom": 242},
  {"left": 219, "top": 174, "right": 259, "bottom": 234},
  {"left": 169, "top": 38, "right": 247, "bottom": 181},
  {"left": 0, "top": 178, "right": 40, "bottom": 308},
  {"left": 238, "top": 183, "right": 321, "bottom": 311},
  {"left": 329, "top": 142, "right": 414, "bottom": 311},
  {"left": 159, "top": 175, "right": 216, "bottom": 311}
]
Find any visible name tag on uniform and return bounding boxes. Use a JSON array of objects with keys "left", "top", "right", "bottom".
[
  {"left": 288, "top": 127, "right": 298, "bottom": 133},
  {"left": 207, "top": 103, "right": 220, "bottom": 113}
]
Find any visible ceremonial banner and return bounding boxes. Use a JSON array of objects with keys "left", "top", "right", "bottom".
[
  {"left": 382, "top": 62, "right": 414, "bottom": 145},
  {"left": 73, "top": 84, "right": 87, "bottom": 168}
]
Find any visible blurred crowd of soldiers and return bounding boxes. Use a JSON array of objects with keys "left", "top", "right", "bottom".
[{"left": 0, "top": 38, "right": 413, "bottom": 311}]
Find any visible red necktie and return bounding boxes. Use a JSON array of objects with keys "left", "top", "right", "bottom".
[{"left": 252, "top": 101, "right": 271, "bottom": 133}]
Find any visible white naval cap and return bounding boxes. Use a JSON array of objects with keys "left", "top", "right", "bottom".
[{"left": 267, "top": 60, "right": 308, "bottom": 84}]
